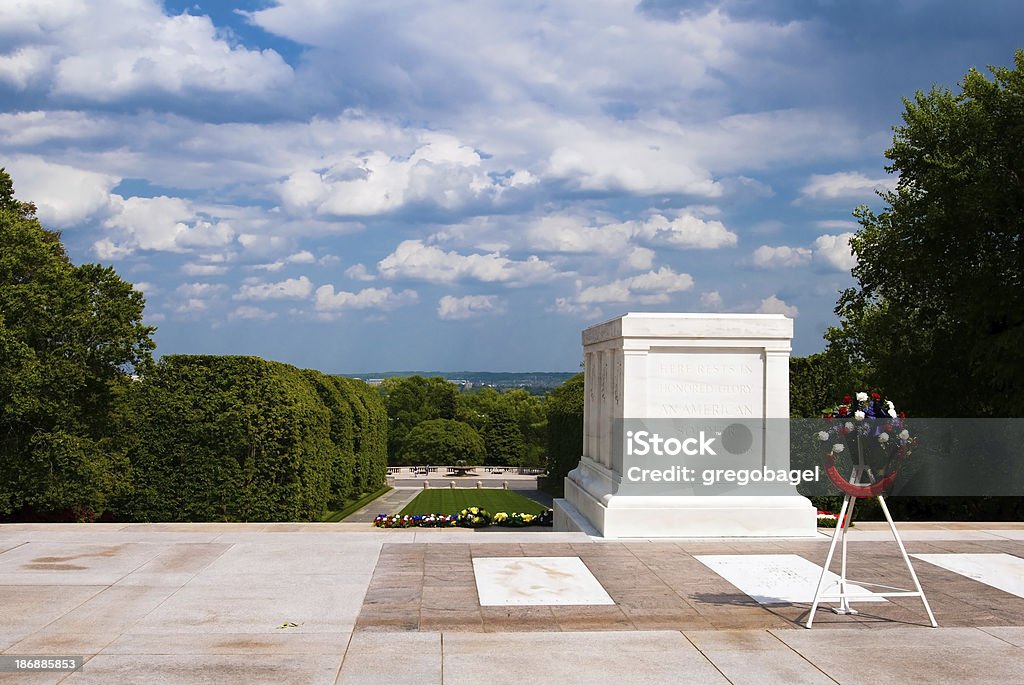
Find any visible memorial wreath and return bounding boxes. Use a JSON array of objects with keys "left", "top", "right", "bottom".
[{"left": 817, "top": 391, "right": 918, "bottom": 497}]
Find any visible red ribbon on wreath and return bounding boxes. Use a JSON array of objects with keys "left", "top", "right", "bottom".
[{"left": 824, "top": 451, "right": 899, "bottom": 497}]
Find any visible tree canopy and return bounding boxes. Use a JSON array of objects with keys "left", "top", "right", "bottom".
[
  {"left": 378, "top": 375, "right": 458, "bottom": 462},
  {"left": 543, "top": 372, "right": 584, "bottom": 495},
  {"left": 827, "top": 50, "right": 1024, "bottom": 417},
  {"left": 0, "top": 168, "right": 155, "bottom": 519},
  {"left": 399, "top": 418, "right": 486, "bottom": 466}
]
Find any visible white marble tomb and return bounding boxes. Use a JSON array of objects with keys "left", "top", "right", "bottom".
[{"left": 553, "top": 312, "right": 818, "bottom": 538}]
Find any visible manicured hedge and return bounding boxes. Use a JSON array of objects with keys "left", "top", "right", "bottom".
[
  {"left": 336, "top": 375, "right": 388, "bottom": 494},
  {"left": 118, "top": 356, "right": 386, "bottom": 522}
]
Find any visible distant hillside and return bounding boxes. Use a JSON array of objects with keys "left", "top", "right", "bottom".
[{"left": 340, "top": 371, "right": 577, "bottom": 393}]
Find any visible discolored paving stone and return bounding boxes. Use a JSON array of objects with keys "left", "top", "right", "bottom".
[
  {"left": 550, "top": 605, "right": 635, "bottom": 631},
  {"left": 352, "top": 536, "right": 1024, "bottom": 634},
  {"left": 62, "top": 653, "right": 344, "bottom": 685},
  {"left": 480, "top": 606, "right": 559, "bottom": 632},
  {"left": 418, "top": 609, "right": 483, "bottom": 632}
]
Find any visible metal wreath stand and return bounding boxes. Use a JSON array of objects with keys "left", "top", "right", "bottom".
[{"left": 806, "top": 435, "right": 938, "bottom": 628}]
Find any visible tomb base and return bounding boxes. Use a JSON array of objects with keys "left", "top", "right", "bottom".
[{"left": 553, "top": 459, "right": 818, "bottom": 539}]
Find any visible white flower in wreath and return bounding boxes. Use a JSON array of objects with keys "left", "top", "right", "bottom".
[
  {"left": 899, "top": 429, "right": 910, "bottom": 441},
  {"left": 854, "top": 410, "right": 866, "bottom": 421},
  {"left": 856, "top": 392, "right": 868, "bottom": 403},
  {"left": 832, "top": 443, "right": 845, "bottom": 453},
  {"left": 817, "top": 431, "right": 830, "bottom": 441},
  {"left": 845, "top": 421, "right": 854, "bottom": 431},
  {"left": 878, "top": 432, "right": 890, "bottom": 444}
]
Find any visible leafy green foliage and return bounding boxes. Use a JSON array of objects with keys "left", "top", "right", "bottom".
[
  {"left": 378, "top": 375, "right": 459, "bottom": 462},
  {"left": 828, "top": 51, "right": 1024, "bottom": 417},
  {"left": 0, "top": 168, "right": 154, "bottom": 520},
  {"left": 543, "top": 373, "right": 584, "bottom": 495},
  {"left": 479, "top": 404, "right": 526, "bottom": 466},
  {"left": 118, "top": 356, "right": 387, "bottom": 521},
  {"left": 789, "top": 352, "right": 868, "bottom": 418},
  {"left": 459, "top": 387, "right": 545, "bottom": 466},
  {"left": 399, "top": 418, "right": 485, "bottom": 466},
  {"left": 340, "top": 376, "right": 388, "bottom": 493}
]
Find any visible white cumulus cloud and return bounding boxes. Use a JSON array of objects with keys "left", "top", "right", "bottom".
[
  {"left": 235, "top": 276, "right": 313, "bottom": 301},
  {"left": 752, "top": 244, "right": 812, "bottom": 268},
  {"left": 757, "top": 295, "right": 799, "bottom": 318},
  {"left": 801, "top": 172, "right": 896, "bottom": 202},
  {"left": 278, "top": 135, "right": 522, "bottom": 217},
  {"left": 377, "top": 240, "right": 557, "bottom": 285},
  {"left": 700, "top": 291, "right": 723, "bottom": 308},
  {"left": 437, "top": 295, "right": 506, "bottom": 320},
  {"left": 344, "top": 263, "right": 375, "bottom": 281},
  {"left": 574, "top": 266, "right": 694, "bottom": 305},
  {"left": 813, "top": 232, "right": 858, "bottom": 271},
  {"left": 229, "top": 305, "right": 277, "bottom": 321},
  {"left": 5, "top": 155, "right": 118, "bottom": 227},
  {"left": 0, "top": 0, "right": 293, "bottom": 101},
  {"left": 314, "top": 285, "right": 418, "bottom": 313},
  {"left": 101, "top": 195, "right": 236, "bottom": 256}
]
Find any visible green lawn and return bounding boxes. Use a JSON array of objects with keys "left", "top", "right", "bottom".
[{"left": 398, "top": 489, "right": 547, "bottom": 516}]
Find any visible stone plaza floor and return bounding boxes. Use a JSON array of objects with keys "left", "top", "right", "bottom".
[{"left": 0, "top": 521, "right": 1022, "bottom": 684}]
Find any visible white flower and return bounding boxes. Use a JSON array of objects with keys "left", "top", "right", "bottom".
[
  {"left": 886, "top": 400, "right": 895, "bottom": 412},
  {"left": 817, "top": 431, "right": 830, "bottom": 441},
  {"left": 888, "top": 408, "right": 898, "bottom": 418},
  {"left": 878, "top": 432, "right": 890, "bottom": 444},
  {"left": 899, "top": 429, "right": 910, "bottom": 441},
  {"left": 854, "top": 410, "right": 866, "bottom": 421},
  {"left": 856, "top": 392, "right": 868, "bottom": 403},
  {"left": 832, "top": 444, "right": 845, "bottom": 454},
  {"left": 845, "top": 422, "right": 854, "bottom": 431}
]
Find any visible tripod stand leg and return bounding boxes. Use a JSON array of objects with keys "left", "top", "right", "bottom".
[
  {"left": 877, "top": 494, "right": 938, "bottom": 627},
  {"left": 834, "top": 495, "right": 859, "bottom": 614},
  {"left": 807, "top": 494, "right": 850, "bottom": 628}
]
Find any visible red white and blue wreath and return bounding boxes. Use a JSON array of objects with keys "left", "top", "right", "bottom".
[{"left": 817, "top": 391, "right": 917, "bottom": 497}]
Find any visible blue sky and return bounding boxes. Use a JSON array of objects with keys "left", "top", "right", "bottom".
[{"left": 2, "top": 1, "right": 1021, "bottom": 372}]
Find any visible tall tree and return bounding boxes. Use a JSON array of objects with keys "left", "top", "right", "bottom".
[
  {"left": 378, "top": 375, "right": 459, "bottom": 462},
  {"left": 480, "top": 404, "right": 526, "bottom": 466},
  {"left": 827, "top": 51, "right": 1024, "bottom": 417},
  {"left": 0, "top": 168, "right": 155, "bottom": 519},
  {"left": 543, "top": 373, "right": 584, "bottom": 495},
  {"left": 399, "top": 418, "right": 485, "bottom": 466}
]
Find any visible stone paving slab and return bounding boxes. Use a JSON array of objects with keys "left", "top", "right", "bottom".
[
  {"left": 0, "top": 523, "right": 1021, "bottom": 684},
  {"left": 771, "top": 626, "right": 1024, "bottom": 684},
  {"left": 356, "top": 537, "right": 1024, "bottom": 632},
  {"left": 61, "top": 653, "right": 344, "bottom": 685},
  {"left": 336, "top": 632, "right": 440, "bottom": 685},
  {"left": 442, "top": 631, "right": 729, "bottom": 685},
  {"left": 344, "top": 488, "right": 423, "bottom": 523},
  {"left": 101, "top": 632, "right": 352, "bottom": 656},
  {"left": 685, "top": 630, "right": 837, "bottom": 685}
]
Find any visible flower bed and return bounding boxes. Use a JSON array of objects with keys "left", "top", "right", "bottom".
[
  {"left": 816, "top": 510, "right": 838, "bottom": 528},
  {"left": 374, "top": 507, "right": 554, "bottom": 529}
]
